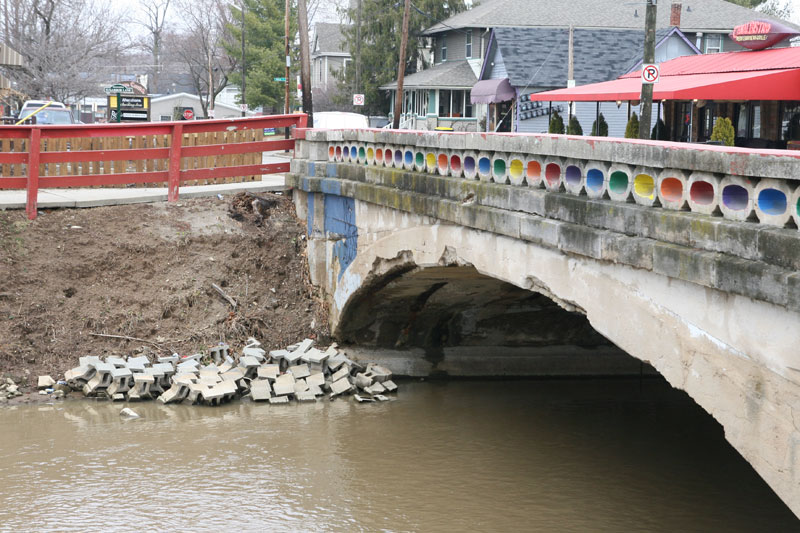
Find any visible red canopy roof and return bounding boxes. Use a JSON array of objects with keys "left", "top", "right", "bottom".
[{"left": 529, "top": 47, "right": 800, "bottom": 102}]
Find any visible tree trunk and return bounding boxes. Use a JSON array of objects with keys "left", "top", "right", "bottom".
[{"left": 298, "top": 0, "right": 313, "bottom": 126}]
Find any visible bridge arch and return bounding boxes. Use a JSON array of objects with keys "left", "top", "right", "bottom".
[{"left": 326, "top": 223, "right": 800, "bottom": 513}]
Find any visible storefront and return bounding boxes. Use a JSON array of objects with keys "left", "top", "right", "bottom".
[{"left": 527, "top": 21, "right": 800, "bottom": 148}]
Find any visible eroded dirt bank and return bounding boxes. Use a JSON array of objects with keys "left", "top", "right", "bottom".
[{"left": 0, "top": 193, "right": 329, "bottom": 398}]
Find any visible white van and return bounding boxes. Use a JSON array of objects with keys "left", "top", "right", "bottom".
[{"left": 313, "top": 112, "right": 369, "bottom": 129}]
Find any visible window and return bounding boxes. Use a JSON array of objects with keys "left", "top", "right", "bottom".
[
  {"left": 465, "top": 30, "right": 473, "bottom": 58},
  {"left": 705, "top": 33, "right": 723, "bottom": 54},
  {"left": 736, "top": 104, "right": 749, "bottom": 138},
  {"left": 441, "top": 38, "right": 447, "bottom": 61},
  {"left": 439, "top": 90, "right": 451, "bottom": 116},
  {"left": 437, "top": 90, "right": 472, "bottom": 118},
  {"left": 751, "top": 104, "right": 761, "bottom": 138},
  {"left": 782, "top": 102, "right": 800, "bottom": 141},
  {"left": 343, "top": 59, "right": 351, "bottom": 74}
]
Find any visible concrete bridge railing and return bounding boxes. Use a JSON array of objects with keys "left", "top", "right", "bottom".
[{"left": 289, "top": 128, "right": 800, "bottom": 517}]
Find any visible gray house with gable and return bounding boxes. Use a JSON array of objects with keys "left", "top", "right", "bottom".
[{"left": 382, "top": 0, "right": 797, "bottom": 133}]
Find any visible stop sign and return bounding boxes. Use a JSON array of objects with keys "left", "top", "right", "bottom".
[{"left": 183, "top": 108, "right": 194, "bottom": 120}]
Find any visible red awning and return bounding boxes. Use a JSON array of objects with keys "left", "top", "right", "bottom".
[{"left": 528, "top": 68, "right": 800, "bottom": 102}]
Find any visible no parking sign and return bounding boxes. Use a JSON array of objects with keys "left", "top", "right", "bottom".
[
  {"left": 353, "top": 94, "right": 365, "bottom": 106},
  {"left": 642, "top": 64, "right": 660, "bottom": 84}
]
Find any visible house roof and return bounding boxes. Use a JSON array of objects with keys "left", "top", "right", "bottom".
[
  {"left": 380, "top": 61, "right": 477, "bottom": 90},
  {"left": 313, "top": 23, "right": 351, "bottom": 56},
  {"left": 150, "top": 92, "right": 241, "bottom": 113},
  {"left": 492, "top": 27, "right": 675, "bottom": 89},
  {"left": 423, "top": 0, "right": 800, "bottom": 35}
]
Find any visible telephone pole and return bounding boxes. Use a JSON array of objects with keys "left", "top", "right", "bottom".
[
  {"left": 392, "top": 0, "right": 411, "bottom": 129},
  {"left": 284, "top": 0, "right": 290, "bottom": 115},
  {"left": 298, "top": 0, "right": 313, "bottom": 126},
  {"left": 638, "top": 0, "right": 657, "bottom": 140},
  {"left": 241, "top": 0, "right": 246, "bottom": 117}
]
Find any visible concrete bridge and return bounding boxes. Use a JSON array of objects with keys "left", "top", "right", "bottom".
[{"left": 288, "top": 128, "right": 800, "bottom": 516}]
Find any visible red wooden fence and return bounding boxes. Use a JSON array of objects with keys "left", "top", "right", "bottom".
[{"left": 0, "top": 113, "right": 308, "bottom": 219}]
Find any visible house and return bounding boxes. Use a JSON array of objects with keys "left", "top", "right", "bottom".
[
  {"left": 311, "top": 23, "right": 352, "bottom": 109},
  {"left": 383, "top": 0, "right": 798, "bottom": 133},
  {"left": 150, "top": 93, "right": 242, "bottom": 121}
]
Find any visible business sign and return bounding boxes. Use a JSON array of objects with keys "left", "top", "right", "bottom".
[
  {"left": 183, "top": 108, "right": 194, "bottom": 120},
  {"left": 353, "top": 94, "right": 365, "bottom": 106},
  {"left": 120, "top": 96, "right": 147, "bottom": 109},
  {"left": 120, "top": 111, "right": 149, "bottom": 121},
  {"left": 731, "top": 19, "right": 800, "bottom": 51},
  {"left": 642, "top": 63, "right": 660, "bottom": 84},
  {"left": 104, "top": 83, "right": 134, "bottom": 95}
]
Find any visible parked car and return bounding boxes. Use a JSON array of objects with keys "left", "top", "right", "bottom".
[
  {"left": 313, "top": 111, "right": 369, "bottom": 129},
  {"left": 17, "top": 100, "right": 72, "bottom": 124}
]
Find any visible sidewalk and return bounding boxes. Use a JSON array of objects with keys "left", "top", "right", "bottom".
[{"left": 0, "top": 175, "right": 287, "bottom": 210}]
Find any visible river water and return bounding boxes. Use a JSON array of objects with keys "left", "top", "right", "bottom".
[{"left": 0, "top": 378, "right": 797, "bottom": 532}]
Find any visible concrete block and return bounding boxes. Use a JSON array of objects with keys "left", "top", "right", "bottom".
[
  {"left": 284, "top": 350, "right": 303, "bottom": 365},
  {"left": 366, "top": 364, "right": 392, "bottom": 383},
  {"left": 173, "top": 374, "right": 196, "bottom": 386},
  {"left": 158, "top": 382, "right": 189, "bottom": 404},
  {"left": 152, "top": 363, "right": 175, "bottom": 376},
  {"left": 365, "top": 382, "right": 386, "bottom": 395},
  {"left": 38, "top": 376, "right": 55, "bottom": 390},
  {"left": 374, "top": 394, "right": 389, "bottom": 402},
  {"left": 327, "top": 354, "right": 348, "bottom": 371},
  {"left": 295, "top": 338, "right": 315, "bottom": 353},
  {"left": 273, "top": 374, "right": 296, "bottom": 396},
  {"left": 354, "top": 373, "right": 373, "bottom": 390},
  {"left": 242, "top": 346, "right": 266, "bottom": 361},
  {"left": 257, "top": 364, "right": 280, "bottom": 380},
  {"left": 296, "top": 391, "right": 317, "bottom": 402},
  {"left": 221, "top": 368, "right": 245, "bottom": 382},
  {"left": 332, "top": 367, "right": 350, "bottom": 382},
  {"left": 126, "top": 356, "right": 150, "bottom": 371},
  {"left": 177, "top": 360, "right": 200, "bottom": 373},
  {"left": 301, "top": 347, "right": 329, "bottom": 365},
  {"left": 209, "top": 344, "right": 230, "bottom": 365},
  {"left": 268, "top": 396, "right": 290, "bottom": 404},
  {"left": 106, "top": 356, "right": 127, "bottom": 368},
  {"left": 112, "top": 393, "right": 126, "bottom": 402},
  {"left": 218, "top": 360, "right": 234, "bottom": 373},
  {"left": 354, "top": 394, "right": 374, "bottom": 403},
  {"left": 382, "top": 380, "right": 398, "bottom": 392},
  {"left": 79, "top": 356, "right": 102, "bottom": 368},
  {"left": 289, "top": 364, "right": 311, "bottom": 379},
  {"left": 65, "top": 365, "right": 94, "bottom": 384},
  {"left": 157, "top": 355, "right": 179, "bottom": 364},
  {"left": 306, "top": 373, "right": 325, "bottom": 388},
  {"left": 250, "top": 380, "right": 272, "bottom": 401},
  {"left": 309, "top": 384, "right": 324, "bottom": 397},
  {"left": 331, "top": 377, "right": 354, "bottom": 395},
  {"left": 294, "top": 379, "right": 309, "bottom": 393},
  {"left": 119, "top": 407, "right": 140, "bottom": 419}
]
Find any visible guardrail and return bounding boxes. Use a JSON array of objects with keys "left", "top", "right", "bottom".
[{"left": 0, "top": 113, "right": 308, "bottom": 219}]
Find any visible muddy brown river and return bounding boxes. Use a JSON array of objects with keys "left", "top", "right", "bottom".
[{"left": 0, "top": 378, "right": 797, "bottom": 532}]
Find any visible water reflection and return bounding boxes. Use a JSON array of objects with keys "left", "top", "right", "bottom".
[{"left": 0, "top": 378, "right": 796, "bottom": 532}]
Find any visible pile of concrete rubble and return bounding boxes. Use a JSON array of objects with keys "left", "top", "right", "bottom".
[{"left": 58, "top": 338, "right": 397, "bottom": 406}]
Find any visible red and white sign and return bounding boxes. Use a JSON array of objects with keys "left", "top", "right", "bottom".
[
  {"left": 642, "top": 63, "right": 660, "bottom": 84},
  {"left": 353, "top": 94, "right": 365, "bottom": 106},
  {"left": 183, "top": 108, "right": 194, "bottom": 120},
  {"left": 731, "top": 19, "right": 800, "bottom": 51}
]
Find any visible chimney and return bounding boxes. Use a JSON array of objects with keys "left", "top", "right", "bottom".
[{"left": 670, "top": 3, "right": 682, "bottom": 27}]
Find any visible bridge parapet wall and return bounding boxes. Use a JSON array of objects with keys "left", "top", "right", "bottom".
[
  {"left": 291, "top": 129, "right": 800, "bottom": 314},
  {"left": 300, "top": 128, "right": 800, "bottom": 230}
]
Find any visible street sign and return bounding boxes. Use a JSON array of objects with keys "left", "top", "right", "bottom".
[
  {"left": 208, "top": 108, "right": 215, "bottom": 118},
  {"left": 104, "top": 83, "right": 134, "bottom": 95},
  {"left": 183, "top": 108, "right": 194, "bottom": 120},
  {"left": 353, "top": 94, "right": 365, "bottom": 106},
  {"left": 274, "top": 77, "right": 286, "bottom": 82},
  {"left": 240, "top": 104, "right": 248, "bottom": 111},
  {"left": 642, "top": 64, "right": 660, "bottom": 84}
]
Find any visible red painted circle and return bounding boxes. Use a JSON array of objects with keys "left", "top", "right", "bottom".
[{"left": 183, "top": 109, "right": 194, "bottom": 120}]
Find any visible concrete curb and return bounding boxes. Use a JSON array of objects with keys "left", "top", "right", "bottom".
[{"left": 0, "top": 176, "right": 288, "bottom": 211}]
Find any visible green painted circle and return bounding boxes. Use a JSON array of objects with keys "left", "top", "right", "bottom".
[{"left": 609, "top": 171, "right": 629, "bottom": 194}]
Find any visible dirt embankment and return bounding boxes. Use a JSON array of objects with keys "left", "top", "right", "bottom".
[{"left": 0, "top": 193, "right": 329, "bottom": 396}]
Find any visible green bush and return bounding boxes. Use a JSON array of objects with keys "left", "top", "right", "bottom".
[
  {"left": 710, "top": 117, "right": 735, "bottom": 146},
  {"left": 624, "top": 112, "right": 640, "bottom": 139},
  {"left": 590, "top": 113, "right": 608, "bottom": 136},
  {"left": 651, "top": 118, "right": 668, "bottom": 140},
  {"left": 549, "top": 111, "right": 565, "bottom": 134},
  {"left": 566, "top": 114, "right": 583, "bottom": 136}
]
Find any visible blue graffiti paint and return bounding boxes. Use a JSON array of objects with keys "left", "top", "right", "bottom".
[
  {"left": 321, "top": 179, "right": 342, "bottom": 195},
  {"left": 326, "top": 163, "right": 338, "bottom": 177},
  {"left": 324, "top": 194, "right": 357, "bottom": 280},
  {"left": 308, "top": 162, "right": 316, "bottom": 177}
]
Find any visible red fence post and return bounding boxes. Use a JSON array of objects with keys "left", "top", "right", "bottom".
[
  {"left": 26, "top": 128, "right": 41, "bottom": 220},
  {"left": 168, "top": 122, "right": 184, "bottom": 202}
]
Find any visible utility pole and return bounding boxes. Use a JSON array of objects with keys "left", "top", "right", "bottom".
[
  {"left": 354, "top": 0, "right": 362, "bottom": 100},
  {"left": 638, "top": 0, "right": 657, "bottom": 140},
  {"left": 208, "top": 51, "right": 214, "bottom": 118},
  {"left": 392, "top": 0, "right": 411, "bottom": 130},
  {"left": 284, "top": 0, "right": 290, "bottom": 115},
  {"left": 240, "top": 0, "right": 246, "bottom": 117},
  {"left": 298, "top": 0, "right": 313, "bottom": 126}
]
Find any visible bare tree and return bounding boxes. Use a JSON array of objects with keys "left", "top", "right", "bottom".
[
  {"left": 0, "top": 0, "right": 126, "bottom": 103},
  {"left": 169, "top": 0, "right": 237, "bottom": 116},
  {"left": 136, "top": 0, "right": 172, "bottom": 93}
]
